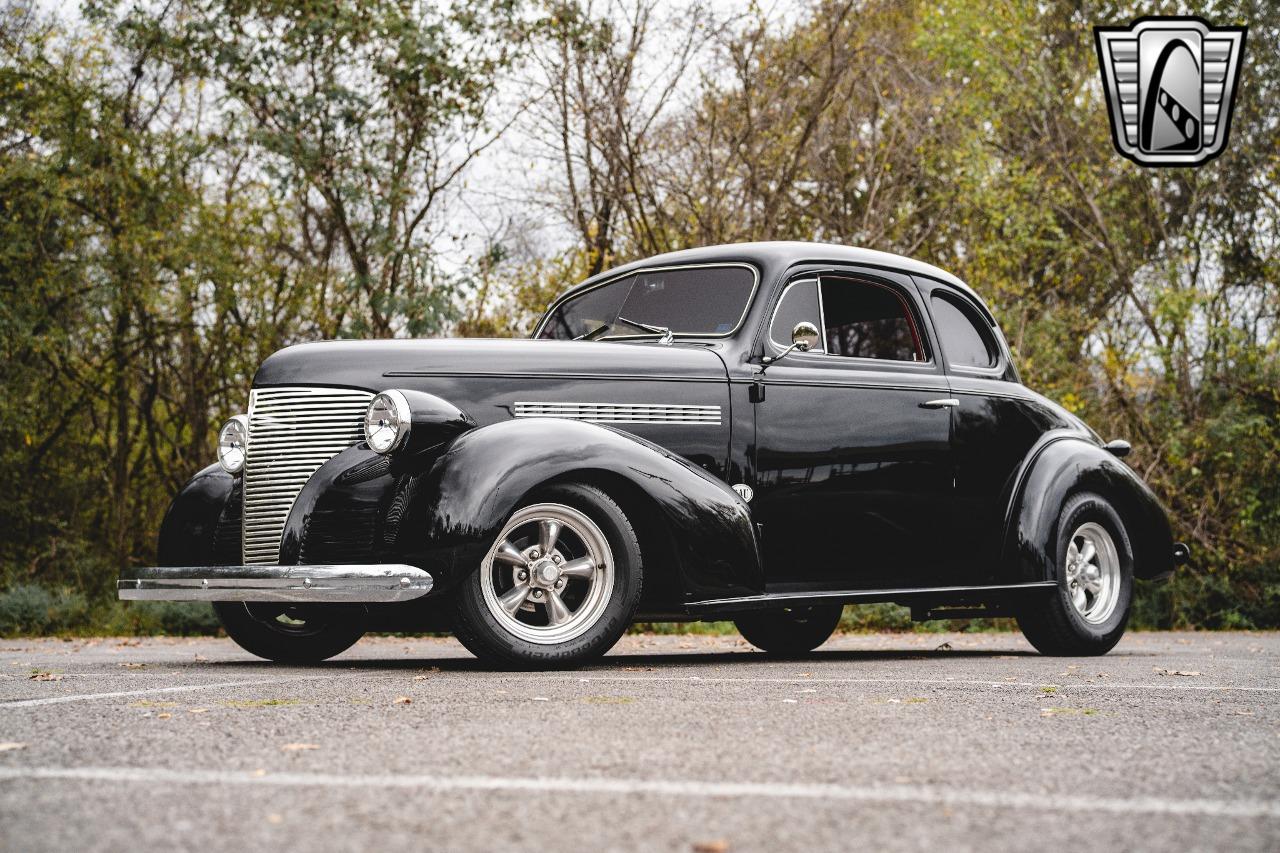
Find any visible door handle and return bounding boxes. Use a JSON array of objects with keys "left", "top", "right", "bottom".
[{"left": 919, "top": 398, "right": 960, "bottom": 410}]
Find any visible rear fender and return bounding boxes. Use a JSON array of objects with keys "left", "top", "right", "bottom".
[{"left": 1005, "top": 436, "right": 1175, "bottom": 582}]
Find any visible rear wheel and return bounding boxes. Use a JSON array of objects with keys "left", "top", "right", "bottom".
[
  {"left": 1017, "top": 492, "right": 1133, "bottom": 656},
  {"left": 452, "top": 483, "right": 643, "bottom": 669},
  {"left": 213, "top": 602, "right": 366, "bottom": 663},
  {"left": 735, "top": 605, "right": 843, "bottom": 656}
]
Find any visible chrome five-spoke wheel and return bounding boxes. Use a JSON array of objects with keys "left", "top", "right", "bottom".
[
  {"left": 1063, "top": 521, "right": 1120, "bottom": 625},
  {"left": 480, "top": 502, "right": 614, "bottom": 644},
  {"left": 1017, "top": 492, "right": 1133, "bottom": 656}
]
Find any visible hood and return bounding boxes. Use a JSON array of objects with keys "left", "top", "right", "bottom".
[{"left": 252, "top": 338, "right": 728, "bottom": 391}]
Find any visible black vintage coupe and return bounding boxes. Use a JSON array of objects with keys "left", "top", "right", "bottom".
[{"left": 120, "top": 242, "right": 1186, "bottom": 666}]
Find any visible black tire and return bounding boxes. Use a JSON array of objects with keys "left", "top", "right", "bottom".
[
  {"left": 213, "top": 602, "right": 366, "bottom": 663},
  {"left": 452, "top": 482, "right": 643, "bottom": 669},
  {"left": 735, "top": 605, "right": 843, "bottom": 656},
  {"left": 1017, "top": 492, "right": 1134, "bottom": 656}
]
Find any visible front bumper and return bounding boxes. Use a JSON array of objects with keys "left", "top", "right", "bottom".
[{"left": 118, "top": 564, "right": 433, "bottom": 603}]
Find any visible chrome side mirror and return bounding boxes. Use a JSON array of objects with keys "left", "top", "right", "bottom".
[
  {"left": 790, "top": 321, "right": 819, "bottom": 352},
  {"left": 763, "top": 321, "right": 820, "bottom": 365}
]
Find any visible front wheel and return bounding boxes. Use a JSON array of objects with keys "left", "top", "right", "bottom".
[
  {"left": 1017, "top": 492, "right": 1133, "bottom": 656},
  {"left": 452, "top": 483, "right": 643, "bottom": 669},
  {"left": 735, "top": 605, "right": 843, "bottom": 656},
  {"left": 213, "top": 602, "right": 366, "bottom": 663}
]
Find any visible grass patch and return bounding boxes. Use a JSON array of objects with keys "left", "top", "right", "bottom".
[{"left": 0, "top": 584, "right": 222, "bottom": 637}]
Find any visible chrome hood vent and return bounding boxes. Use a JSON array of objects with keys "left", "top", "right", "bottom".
[{"left": 242, "top": 386, "right": 373, "bottom": 564}]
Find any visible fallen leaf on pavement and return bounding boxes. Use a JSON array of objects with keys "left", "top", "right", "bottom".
[
  {"left": 394, "top": 696, "right": 413, "bottom": 705},
  {"left": 119, "top": 662, "right": 146, "bottom": 669},
  {"left": 934, "top": 642, "right": 953, "bottom": 652},
  {"left": 156, "top": 713, "right": 172, "bottom": 719},
  {"left": 1154, "top": 668, "right": 1201, "bottom": 677},
  {"left": 28, "top": 670, "right": 60, "bottom": 681},
  {"left": 693, "top": 840, "right": 729, "bottom": 853}
]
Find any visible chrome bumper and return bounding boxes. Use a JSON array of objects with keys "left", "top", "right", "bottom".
[{"left": 118, "top": 564, "right": 433, "bottom": 603}]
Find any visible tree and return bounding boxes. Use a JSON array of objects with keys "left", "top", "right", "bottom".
[{"left": 162, "top": 0, "right": 523, "bottom": 337}]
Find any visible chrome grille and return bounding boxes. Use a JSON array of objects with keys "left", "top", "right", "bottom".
[
  {"left": 243, "top": 386, "right": 374, "bottom": 564},
  {"left": 512, "top": 401, "right": 721, "bottom": 425}
]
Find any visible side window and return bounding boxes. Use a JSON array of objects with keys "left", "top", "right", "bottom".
[
  {"left": 930, "top": 294, "right": 998, "bottom": 368},
  {"left": 819, "top": 277, "right": 925, "bottom": 362},
  {"left": 769, "top": 279, "right": 824, "bottom": 352}
]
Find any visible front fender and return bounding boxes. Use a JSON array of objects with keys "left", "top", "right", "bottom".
[
  {"left": 1006, "top": 436, "right": 1175, "bottom": 582},
  {"left": 156, "top": 463, "right": 241, "bottom": 567},
  {"left": 410, "top": 418, "right": 762, "bottom": 601}
]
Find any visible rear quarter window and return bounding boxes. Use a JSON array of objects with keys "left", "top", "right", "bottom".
[{"left": 930, "top": 293, "right": 998, "bottom": 368}]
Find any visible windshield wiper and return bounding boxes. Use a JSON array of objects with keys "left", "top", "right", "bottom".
[
  {"left": 615, "top": 316, "right": 668, "bottom": 335},
  {"left": 613, "top": 316, "right": 674, "bottom": 343},
  {"left": 574, "top": 316, "right": 673, "bottom": 343},
  {"left": 574, "top": 322, "right": 612, "bottom": 341}
]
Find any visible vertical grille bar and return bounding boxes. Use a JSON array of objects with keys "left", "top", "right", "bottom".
[{"left": 242, "top": 386, "right": 374, "bottom": 565}]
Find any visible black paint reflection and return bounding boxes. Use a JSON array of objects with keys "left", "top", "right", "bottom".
[{"left": 754, "top": 364, "right": 952, "bottom": 589}]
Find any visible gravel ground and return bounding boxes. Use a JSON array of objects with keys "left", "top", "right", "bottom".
[{"left": 1, "top": 630, "right": 1277, "bottom": 852}]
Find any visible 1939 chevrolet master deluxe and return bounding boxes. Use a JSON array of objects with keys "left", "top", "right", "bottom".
[{"left": 119, "top": 242, "right": 1187, "bottom": 667}]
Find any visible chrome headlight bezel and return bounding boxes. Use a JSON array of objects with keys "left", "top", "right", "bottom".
[
  {"left": 364, "top": 390, "right": 411, "bottom": 454},
  {"left": 216, "top": 415, "right": 249, "bottom": 474}
]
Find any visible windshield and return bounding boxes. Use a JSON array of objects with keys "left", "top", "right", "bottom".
[{"left": 537, "top": 266, "right": 756, "bottom": 341}]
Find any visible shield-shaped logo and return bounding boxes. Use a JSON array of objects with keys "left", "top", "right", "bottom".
[{"left": 1094, "top": 16, "right": 1247, "bottom": 166}]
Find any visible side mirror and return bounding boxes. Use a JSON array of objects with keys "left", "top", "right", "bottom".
[
  {"left": 763, "top": 321, "right": 820, "bottom": 365},
  {"left": 790, "top": 321, "right": 820, "bottom": 352}
]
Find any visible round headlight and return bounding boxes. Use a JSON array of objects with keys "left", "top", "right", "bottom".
[
  {"left": 217, "top": 415, "right": 249, "bottom": 474},
  {"left": 364, "top": 390, "right": 411, "bottom": 454}
]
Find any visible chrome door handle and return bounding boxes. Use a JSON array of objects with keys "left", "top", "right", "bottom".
[{"left": 919, "top": 398, "right": 960, "bottom": 410}]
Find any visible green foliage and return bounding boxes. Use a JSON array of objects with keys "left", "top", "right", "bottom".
[
  {"left": 0, "top": 586, "right": 90, "bottom": 636},
  {"left": 487, "top": 0, "right": 1277, "bottom": 628},
  {"left": 0, "top": 1, "right": 521, "bottom": 611},
  {"left": 0, "top": 584, "right": 222, "bottom": 637},
  {"left": 0, "top": 0, "right": 1276, "bottom": 634}
]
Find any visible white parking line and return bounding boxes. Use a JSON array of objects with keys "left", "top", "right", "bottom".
[
  {"left": 0, "top": 677, "right": 328, "bottom": 709},
  {"left": 495, "top": 673, "right": 1280, "bottom": 693},
  {"left": 0, "top": 765, "right": 1275, "bottom": 819}
]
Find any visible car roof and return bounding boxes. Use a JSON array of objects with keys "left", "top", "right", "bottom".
[{"left": 552, "top": 241, "right": 994, "bottom": 323}]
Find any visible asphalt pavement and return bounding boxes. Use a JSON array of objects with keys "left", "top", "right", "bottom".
[{"left": 1, "top": 629, "right": 1277, "bottom": 852}]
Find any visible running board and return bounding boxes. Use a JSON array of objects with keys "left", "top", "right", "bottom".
[
  {"left": 684, "top": 582, "right": 1057, "bottom": 615},
  {"left": 118, "top": 564, "right": 433, "bottom": 604}
]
